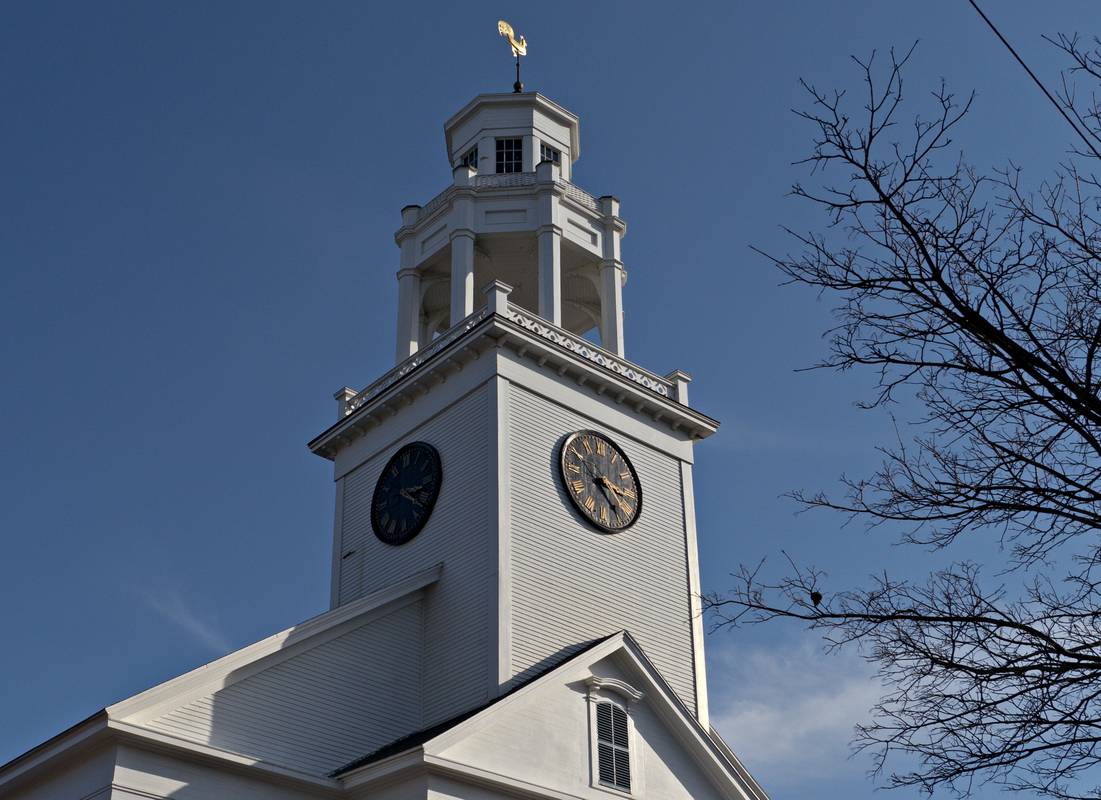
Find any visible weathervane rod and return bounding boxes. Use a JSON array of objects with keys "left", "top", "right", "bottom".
[{"left": 497, "top": 19, "right": 527, "bottom": 93}]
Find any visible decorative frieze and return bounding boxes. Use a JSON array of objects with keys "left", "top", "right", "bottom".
[
  {"left": 345, "top": 307, "right": 491, "bottom": 414},
  {"left": 503, "top": 305, "right": 672, "bottom": 397},
  {"left": 343, "top": 298, "right": 674, "bottom": 421}
]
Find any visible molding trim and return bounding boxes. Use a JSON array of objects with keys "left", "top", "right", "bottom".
[
  {"left": 425, "top": 754, "right": 584, "bottom": 800},
  {"left": 585, "top": 675, "right": 644, "bottom": 704},
  {"left": 680, "top": 461, "right": 710, "bottom": 729},
  {"left": 309, "top": 309, "right": 718, "bottom": 461},
  {"left": 107, "top": 720, "right": 344, "bottom": 795},
  {"left": 102, "top": 783, "right": 175, "bottom": 800},
  {"left": 0, "top": 711, "right": 108, "bottom": 790}
]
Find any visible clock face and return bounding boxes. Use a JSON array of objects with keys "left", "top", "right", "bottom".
[
  {"left": 371, "top": 442, "right": 442, "bottom": 546},
  {"left": 559, "top": 430, "right": 642, "bottom": 532}
]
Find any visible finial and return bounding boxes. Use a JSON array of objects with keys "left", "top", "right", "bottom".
[{"left": 497, "top": 20, "right": 527, "bottom": 93}]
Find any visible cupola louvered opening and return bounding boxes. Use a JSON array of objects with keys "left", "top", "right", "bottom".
[{"left": 596, "top": 701, "right": 631, "bottom": 791}]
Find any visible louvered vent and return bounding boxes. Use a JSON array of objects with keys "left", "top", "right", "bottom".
[{"left": 595, "top": 701, "right": 631, "bottom": 791}]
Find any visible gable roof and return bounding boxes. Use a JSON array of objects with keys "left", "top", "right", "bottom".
[
  {"left": 107, "top": 562, "right": 442, "bottom": 724},
  {"left": 0, "top": 563, "right": 443, "bottom": 791},
  {"left": 336, "top": 631, "right": 770, "bottom": 800},
  {"left": 332, "top": 633, "right": 617, "bottom": 776}
]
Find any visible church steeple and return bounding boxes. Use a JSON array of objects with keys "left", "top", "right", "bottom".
[
  {"left": 393, "top": 92, "right": 627, "bottom": 364},
  {"left": 313, "top": 88, "right": 717, "bottom": 733}
]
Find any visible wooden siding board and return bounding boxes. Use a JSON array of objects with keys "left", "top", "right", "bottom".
[
  {"left": 338, "top": 385, "right": 493, "bottom": 726},
  {"left": 145, "top": 601, "right": 422, "bottom": 776},
  {"left": 506, "top": 384, "right": 698, "bottom": 713}
]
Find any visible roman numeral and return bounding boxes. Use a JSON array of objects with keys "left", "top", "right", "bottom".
[
  {"left": 595, "top": 439, "right": 606, "bottom": 456},
  {"left": 582, "top": 439, "right": 593, "bottom": 455},
  {"left": 571, "top": 480, "right": 585, "bottom": 494},
  {"left": 599, "top": 505, "right": 609, "bottom": 524},
  {"left": 583, "top": 496, "right": 596, "bottom": 512},
  {"left": 567, "top": 463, "right": 581, "bottom": 474}
]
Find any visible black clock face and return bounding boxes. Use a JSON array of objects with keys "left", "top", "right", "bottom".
[
  {"left": 559, "top": 430, "right": 642, "bottom": 532},
  {"left": 371, "top": 442, "right": 442, "bottom": 546}
]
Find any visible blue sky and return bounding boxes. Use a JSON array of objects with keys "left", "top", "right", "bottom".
[{"left": 2, "top": 2, "right": 1096, "bottom": 796}]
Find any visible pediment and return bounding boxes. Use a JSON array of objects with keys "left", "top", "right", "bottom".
[{"left": 338, "top": 632, "right": 767, "bottom": 800}]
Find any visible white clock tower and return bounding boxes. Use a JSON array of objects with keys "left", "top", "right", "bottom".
[
  {"left": 2, "top": 89, "right": 767, "bottom": 800},
  {"left": 311, "top": 89, "right": 718, "bottom": 727}
]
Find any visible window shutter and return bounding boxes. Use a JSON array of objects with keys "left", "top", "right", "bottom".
[{"left": 595, "top": 701, "right": 631, "bottom": 791}]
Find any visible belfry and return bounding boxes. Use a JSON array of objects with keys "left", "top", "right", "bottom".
[{"left": 0, "top": 45, "right": 768, "bottom": 800}]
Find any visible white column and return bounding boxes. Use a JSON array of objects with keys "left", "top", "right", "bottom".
[
  {"left": 395, "top": 267, "right": 422, "bottom": 361},
  {"left": 599, "top": 261, "right": 625, "bottom": 356},
  {"left": 536, "top": 159, "right": 562, "bottom": 326},
  {"left": 450, "top": 231, "right": 475, "bottom": 324},
  {"left": 450, "top": 166, "right": 477, "bottom": 325},
  {"left": 395, "top": 204, "right": 422, "bottom": 363},
  {"left": 598, "top": 195, "right": 627, "bottom": 356}
]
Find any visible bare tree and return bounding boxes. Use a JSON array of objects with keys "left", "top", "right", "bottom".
[{"left": 707, "top": 38, "right": 1101, "bottom": 798}]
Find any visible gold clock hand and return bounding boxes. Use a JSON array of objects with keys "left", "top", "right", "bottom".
[
  {"left": 399, "top": 488, "right": 423, "bottom": 506},
  {"left": 601, "top": 476, "right": 626, "bottom": 496},
  {"left": 593, "top": 474, "right": 620, "bottom": 511}
]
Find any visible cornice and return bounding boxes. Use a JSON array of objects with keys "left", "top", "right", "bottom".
[
  {"left": 444, "top": 92, "right": 581, "bottom": 162},
  {"left": 309, "top": 308, "right": 718, "bottom": 460}
]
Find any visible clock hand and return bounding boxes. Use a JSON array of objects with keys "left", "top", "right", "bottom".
[
  {"left": 577, "top": 460, "right": 618, "bottom": 511},
  {"left": 600, "top": 476, "right": 632, "bottom": 499},
  {"left": 592, "top": 473, "right": 620, "bottom": 511},
  {"left": 399, "top": 488, "right": 423, "bottom": 506}
]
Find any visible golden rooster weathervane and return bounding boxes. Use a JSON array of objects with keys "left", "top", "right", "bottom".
[{"left": 497, "top": 20, "right": 527, "bottom": 93}]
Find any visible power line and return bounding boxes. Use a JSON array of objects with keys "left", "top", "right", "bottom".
[{"left": 967, "top": 0, "right": 1101, "bottom": 161}]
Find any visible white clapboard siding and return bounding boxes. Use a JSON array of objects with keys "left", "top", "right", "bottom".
[
  {"left": 145, "top": 600, "right": 422, "bottom": 776},
  {"left": 507, "top": 384, "right": 697, "bottom": 713},
  {"left": 339, "top": 384, "right": 493, "bottom": 725}
]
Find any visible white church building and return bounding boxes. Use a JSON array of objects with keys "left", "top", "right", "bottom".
[{"left": 0, "top": 90, "right": 768, "bottom": 800}]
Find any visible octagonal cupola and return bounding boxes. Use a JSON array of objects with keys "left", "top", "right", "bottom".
[
  {"left": 445, "top": 92, "right": 580, "bottom": 180},
  {"left": 392, "top": 92, "right": 627, "bottom": 364}
]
